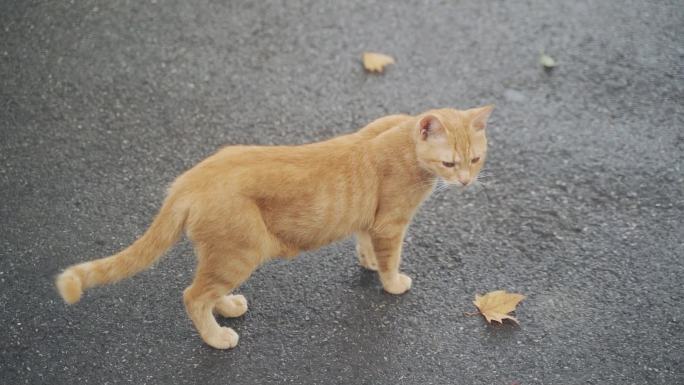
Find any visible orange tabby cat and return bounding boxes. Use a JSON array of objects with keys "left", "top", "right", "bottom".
[{"left": 56, "top": 106, "right": 493, "bottom": 349}]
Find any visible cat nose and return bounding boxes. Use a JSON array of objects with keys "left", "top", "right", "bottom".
[{"left": 457, "top": 171, "right": 471, "bottom": 185}]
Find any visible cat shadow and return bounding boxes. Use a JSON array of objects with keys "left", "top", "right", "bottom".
[{"left": 355, "top": 268, "right": 380, "bottom": 288}]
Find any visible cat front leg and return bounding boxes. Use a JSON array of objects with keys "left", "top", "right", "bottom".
[
  {"left": 370, "top": 225, "right": 412, "bottom": 295},
  {"left": 355, "top": 232, "right": 378, "bottom": 271}
]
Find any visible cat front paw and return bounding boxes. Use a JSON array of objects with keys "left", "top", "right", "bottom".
[{"left": 381, "top": 273, "right": 412, "bottom": 295}]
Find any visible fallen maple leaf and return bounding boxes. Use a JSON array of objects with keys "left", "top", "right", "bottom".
[
  {"left": 362, "top": 52, "right": 395, "bottom": 73},
  {"left": 471, "top": 290, "right": 525, "bottom": 324}
]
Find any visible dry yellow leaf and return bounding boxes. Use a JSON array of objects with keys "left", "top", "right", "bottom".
[
  {"left": 362, "top": 52, "right": 395, "bottom": 73},
  {"left": 472, "top": 290, "right": 525, "bottom": 324}
]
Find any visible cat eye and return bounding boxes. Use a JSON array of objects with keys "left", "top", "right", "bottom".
[
  {"left": 471, "top": 157, "right": 481, "bottom": 164},
  {"left": 442, "top": 161, "right": 456, "bottom": 168}
]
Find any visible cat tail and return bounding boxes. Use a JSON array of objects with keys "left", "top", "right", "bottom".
[{"left": 55, "top": 193, "right": 188, "bottom": 304}]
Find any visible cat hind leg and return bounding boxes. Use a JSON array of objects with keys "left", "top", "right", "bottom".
[
  {"left": 183, "top": 247, "right": 257, "bottom": 349},
  {"left": 214, "top": 294, "right": 248, "bottom": 318}
]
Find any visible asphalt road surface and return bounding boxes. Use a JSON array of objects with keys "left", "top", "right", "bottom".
[{"left": 1, "top": 1, "right": 682, "bottom": 384}]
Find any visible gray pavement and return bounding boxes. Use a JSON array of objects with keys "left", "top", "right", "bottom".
[{"left": 1, "top": 0, "right": 683, "bottom": 384}]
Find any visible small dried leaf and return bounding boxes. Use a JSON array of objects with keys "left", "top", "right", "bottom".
[
  {"left": 539, "top": 53, "right": 557, "bottom": 68},
  {"left": 362, "top": 52, "right": 395, "bottom": 73},
  {"left": 473, "top": 290, "right": 525, "bottom": 324}
]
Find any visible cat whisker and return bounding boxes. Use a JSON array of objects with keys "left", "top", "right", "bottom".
[{"left": 433, "top": 184, "right": 451, "bottom": 194}]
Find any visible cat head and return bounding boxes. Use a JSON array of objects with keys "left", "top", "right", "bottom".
[{"left": 414, "top": 105, "right": 493, "bottom": 186}]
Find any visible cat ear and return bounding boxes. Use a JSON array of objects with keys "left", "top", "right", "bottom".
[
  {"left": 418, "top": 115, "right": 444, "bottom": 140},
  {"left": 470, "top": 104, "right": 494, "bottom": 131}
]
